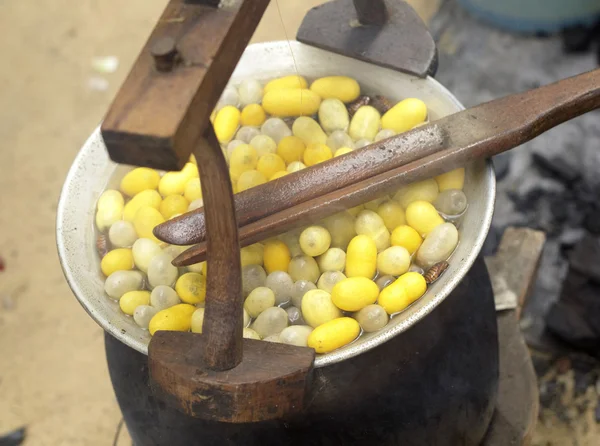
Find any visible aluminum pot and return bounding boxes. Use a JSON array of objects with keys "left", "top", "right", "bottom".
[{"left": 57, "top": 42, "right": 498, "bottom": 444}]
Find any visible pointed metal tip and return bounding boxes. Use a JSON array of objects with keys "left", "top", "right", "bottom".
[
  {"left": 152, "top": 212, "right": 204, "bottom": 246},
  {"left": 152, "top": 220, "right": 174, "bottom": 244}
]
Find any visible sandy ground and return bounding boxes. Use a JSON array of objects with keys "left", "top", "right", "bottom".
[
  {"left": 0, "top": 1, "right": 434, "bottom": 444},
  {"left": 4, "top": 1, "right": 597, "bottom": 445}
]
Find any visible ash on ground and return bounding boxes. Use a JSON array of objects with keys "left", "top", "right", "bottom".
[
  {"left": 430, "top": 0, "right": 600, "bottom": 355},
  {"left": 532, "top": 352, "right": 600, "bottom": 445},
  {"left": 430, "top": 2, "right": 600, "bottom": 442}
]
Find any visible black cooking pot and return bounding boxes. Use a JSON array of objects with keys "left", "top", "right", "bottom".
[{"left": 106, "top": 257, "right": 498, "bottom": 446}]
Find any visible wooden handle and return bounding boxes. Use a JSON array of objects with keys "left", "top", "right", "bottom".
[
  {"left": 101, "top": 0, "right": 271, "bottom": 171},
  {"left": 149, "top": 127, "right": 315, "bottom": 422},
  {"left": 101, "top": 0, "right": 270, "bottom": 371},
  {"left": 168, "top": 68, "right": 600, "bottom": 266},
  {"left": 194, "top": 126, "right": 243, "bottom": 371}
]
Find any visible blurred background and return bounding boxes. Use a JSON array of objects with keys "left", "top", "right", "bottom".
[{"left": 1, "top": 0, "right": 600, "bottom": 444}]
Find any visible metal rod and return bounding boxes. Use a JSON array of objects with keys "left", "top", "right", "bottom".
[
  {"left": 353, "top": 0, "right": 389, "bottom": 25},
  {"left": 170, "top": 68, "right": 600, "bottom": 266}
]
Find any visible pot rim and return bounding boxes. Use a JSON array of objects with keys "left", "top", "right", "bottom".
[{"left": 56, "top": 41, "right": 496, "bottom": 368}]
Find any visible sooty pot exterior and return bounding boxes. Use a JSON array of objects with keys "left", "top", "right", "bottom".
[{"left": 106, "top": 257, "right": 498, "bottom": 446}]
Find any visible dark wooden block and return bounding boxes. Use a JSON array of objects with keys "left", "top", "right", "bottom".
[{"left": 149, "top": 331, "right": 315, "bottom": 423}]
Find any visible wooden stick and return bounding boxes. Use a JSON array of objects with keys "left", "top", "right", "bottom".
[
  {"left": 194, "top": 127, "right": 242, "bottom": 371},
  {"left": 169, "top": 68, "right": 600, "bottom": 266}
]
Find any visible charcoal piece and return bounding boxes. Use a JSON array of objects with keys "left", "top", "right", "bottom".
[
  {"left": 575, "top": 198, "right": 595, "bottom": 217},
  {"left": 492, "top": 152, "right": 511, "bottom": 181},
  {"left": 522, "top": 182, "right": 557, "bottom": 203},
  {"left": 524, "top": 196, "right": 561, "bottom": 236},
  {"left": 481, "top": 225, "right": 501, "bottom": 257},
  {"left": 532, "top": 151, "right": 580, "bottom": 184},
  {"left": 583, "top": 208, "right": 600, "bottom": 234},
  {"left": 546, "top": 268, "right": 600, "bottom": 357},
  {"left": 505, "top": 192, "right": 528, "bottom": 213},
  {"left": 579, "top": 145, "right": 600, "bottom": 196},
  {"left": 569, "top": 352, "right": 600, "bottom": 375},
  {"left": 529, "top": 120, "right": 583, "bottom": 185},
  {"left": 574, "top": 370, "right": 594, "bottom": 395},
  {"left": 524, "top": 327, "right": 571, "bottom": 360},
  {"left": 508, "top": 176, "right": 565, "bottom": 213},
  {"left": 567, "top": 201, "right": 586, "bottom": 228},
  {"left": 561, "top": 25, "right": 594, "bottom": 53},
  {"left": 549, "top": 196, "right": 569, "bottom": 223},
  {"left": 569, "top": 234, "right": 600, "bottom": 282},
  {"left": 531, "top": 353, "right": 553, "bottom": 377},
  {"left": 539, "top": 380, "right": 560, "bottom": 408},
  {"left": 572, "top": 181, "right": 598, "bottom": 205},
  {"left": 546, "top": 301, "right": 599, "bottom": 355},
  {"left": 507, "top": 189, "right": 543, "bottom": 213}
]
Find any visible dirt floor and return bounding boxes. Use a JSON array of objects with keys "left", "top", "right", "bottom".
[
  {"left": 0, "top": 1, "right": 436, "bottom": 444},
  {"left": 2, "top": 0, "right": 597, "bottom": 445}
]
